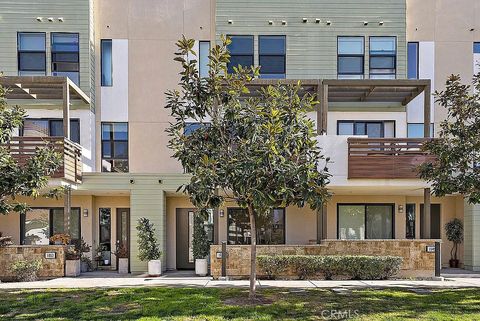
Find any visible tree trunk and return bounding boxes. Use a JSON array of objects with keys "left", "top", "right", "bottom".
[{"left": 247, "top": 203, "right": 257, "bottom": 299}]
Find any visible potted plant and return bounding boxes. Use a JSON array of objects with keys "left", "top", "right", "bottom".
[
  {"left": 136, "top": 217, "right": 162, "bottom": 276},
  {"left": 445, "top": 218, "right": 464, "bottom": 268},
  {"left": 65, "top": 246, "right": 81, "bottom": 277},
  {"left": 79, "top": 238, "right": 92, "bottom": 273},
  {"left": 193, "top": 210, "right": 210, "bottom": 276},
  {"left": 114, "top": 241, "right": 129, "bottom": 274}
]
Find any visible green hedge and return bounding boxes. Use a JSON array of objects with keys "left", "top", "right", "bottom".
[{"left": 257, "top": 255, "right": 403, "bottom": 280}]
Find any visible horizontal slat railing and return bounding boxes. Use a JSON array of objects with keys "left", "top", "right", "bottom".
[
  {"left": 347, "top": 137, "right": 434, "bottom": 179},
  {"left": 2, "top": 136, "right": 82, "bottom": 184}
]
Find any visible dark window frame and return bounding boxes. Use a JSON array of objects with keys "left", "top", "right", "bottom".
[
  {"left": 406, "top": 203, "right": 416, "bottom": 239},
  {"left": 369, "top": 36, "right": 397, "bottom": 79},
  {"left": 336, "top": 203, "right": 396, "bottom": 240},
  {"left": 17, "top": 32, "right": 47, "bottom": 75},
  {"left": 337, "top": 36, "right": 365, "bottom": 78},
  {"left": 337, "top": 120, "right": 396, "bottom": 137},
  {"left": 51, "top": 32, "right": 80, "bottom": 84},
  {"left": 101, "top": 122, "right": 129, "bottom": 172},
  {"left": 258, "top": 35, "right": 286, "bottom": 78},
  {"left": 99, "top": 208, "right": 112, "bottom": 266},
  {"left": 226, "top": 35, "right": 254, "bottom": 74},
  {"left": 20, "top": 118, "right": 81, "bottom": 144},
  {"left": 407, "top": 42, "right": 419, "bottom": 79},
  {"left": 101, "top": 39, "right": 113, "bottom": 86}
]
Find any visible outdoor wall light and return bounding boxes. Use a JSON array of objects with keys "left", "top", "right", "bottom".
[
  {"left": 363, "top": 21, "right": 369, "bottom": 26},
  {"left": 47, "top": 17, "right": 54, "bottom": 22},
  {"left": 58, "top": 17, "right": 64, "bottom": 22},
  {"left": 158, "top": 179, "right": 163, "bottom": 184},
  {"left": 302, "top": 18, "right": 308, "bottom": 23},
  {"left": 398, "top": 204, "right": 404, "bottom": 213},
  {"left": 83, "top": 209, "right": 89, "bottom": 217},
  {"left": 379, "top": 21, "right": 384, "bottom": 26},
  {"left": 315, "top": 18, "right": 321, "bottom": 24},
  {"left": 268, "top": 20, "right": 274, "bottom": 25},
  {"left": 227, "top": 19, "right": 233, "bottom": 24},
  {"left": 281, "top": 20, "right": 287, "bottom": 25},
  {"left": 219, "top": 210, "right": 224, "bottom": 217},
  {"left": 326, "top": 21, "right": 332, "bottom": 26},
  {"left": 36, "top": 17, "right": 43, "bottom": 22},
  {"left": 130, "top": 179, "right": 135, "bottom": 184}
]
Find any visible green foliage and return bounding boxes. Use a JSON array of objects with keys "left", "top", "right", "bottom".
[
  {"left": 0, "top": 75, "right": 62, "bottom": 215},
  {"left": 445, "top": 218, "right": 464, "bottom": 261},
  {"left": 192, "top": 209, "right": 210, "bottom": 259},
  {"left": 9, "top": 259, "right": 42, "bottom": 282},
  {"left": 136, "top": 217, "right": 162, "bottom": 261},
  {"left": 419, "top": 73, "right": 480, "bottom": 204},
  {"left": 258, "top": 255, "right": 403, "bottom": 280}
]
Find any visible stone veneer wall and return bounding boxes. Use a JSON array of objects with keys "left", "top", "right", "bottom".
[
  {"left": 210, "top": 240, "right": 438, "bottom": 279},
  {"left": 0, "top": 245, "right": 66, "bottom": 281}
]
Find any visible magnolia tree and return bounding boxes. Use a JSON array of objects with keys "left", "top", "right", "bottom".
[
  {"left": 419, "top": 73, "right": 480, "bottom": 204},
  {"left": 166, "top": 36, "right": 331, "bottom": 298},
  {"left": 0, "top": 77, "right": 61, "bottom": 216}
]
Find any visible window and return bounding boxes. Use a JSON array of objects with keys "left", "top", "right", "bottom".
[
  {"left": 338, "top": 37, "right": 364, "bottom": 79},
  {"left": 337, "top": 120, "right": 395, "bottom": 138},
  {"left": 407, "top": 42, "right": 419, "bottom": 79},
  {"left": 21, "top": 208, "right": 81, "bottom": 245},
  {"left": 101, "top": 39, "right": 113, "bottom": 86},
  {"left": 406, "top": 204, "right": 416, "bottom": 239},
  {"left": 184, "top": 122, "right": 204, "bottom": 135},
  {"left": 259, "top": 35, "right": 286, "bottom": 78},
  {"left": 474, "top": 42, "right": 480, "bottom": 54},
  {"left": 338, "top": 204, "right": 394, "bottom": 240},
  {"left": 199, "top": 41, "right": 210, "bottom": 78},
  {"left": 99, "top": 208, "right": 111, "bottom": 266},
  {"left": 101, "top": 122, "right": 128, "bottom": 172},
  {"left": 227, "top": 208, "right": 285, "bottom": 245},
  {"left": 21, "top": 118, "right": 80, "bottom": 144},
  {"left": 51, "top": 33, "right": 80, "bottom": 85},
  {"left": 227, "top": 35, "right": 254, "bottom": 74},
  {"left": 17, "top": 32, "right": 46, "bottom": 76},
  {"left": 369, "top": 37, "right": 396, "bottom": 79},
  {"left": 407, "top": 123, "right": 434, "bottom": 138}
]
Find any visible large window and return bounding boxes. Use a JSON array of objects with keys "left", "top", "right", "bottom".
[
  {"left": 227, "top": 35, "right": 254, "bottom": 74},
  {"left": 227, "top": 208, "right": 285, "bottom": 245},
  {"left": 369, "top": 37, "right": 396, "bottom": 79},
  {"left": 407, "top": 42, "right": 419, "bottom": 79},
  {"left": 259, "top": 35, "right": 286, "bottom": 78},
  {"left": 21, "top": 208, "right": 81, "bottom": 245},
  {"left": 337, "top": 37, "right": 364, "bottom": 79},
  {"left": 338, "top": 204, "right": 394, "bottom": 240},
  {"left": 21, "top": 118, "right": 80, "bottom": 144},
  {"left": 101, "top": 122, "right": 128, "bottom": 172},
  {"left": 51, "top": 33, "right": 80, "bottom": 85},
  {"left": 101, "top": 39, "right": 113, "bottom": 86},
  {"left": 337, "top": 120, "right": 395, "bottom": 138},
  {"left": 18, "top": 32, "right": 46, "bottom": 76},
  {"left": 407, "top": 123, "right": 434, "bottom": 138},
  {"left": 199, "top": 41, "right": 210, "bottom": 78}
]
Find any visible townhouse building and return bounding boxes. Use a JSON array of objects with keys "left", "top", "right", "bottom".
[{"left": 0, "top": 0, "right": 478, "bottom": 274}]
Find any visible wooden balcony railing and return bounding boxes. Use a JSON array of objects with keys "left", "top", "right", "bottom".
[
  {"left": 347, "top": 138, "right": 434, "bottom": 179},
  {"left": 2, "top": 137, "right": 82, "bottom": 184}
]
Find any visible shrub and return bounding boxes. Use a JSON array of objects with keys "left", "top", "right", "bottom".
[
  {"left": 136, "top": 218, "right": 162, "bottom": 261},
  {"left": 10, "top": 260, "right": 42, "bottom": 282},
  {"left": 192, "top": 210, "right": 210, "bottom": 260},
  {"left": 257, "top": 255, "right": 403, "bottom": 280}
]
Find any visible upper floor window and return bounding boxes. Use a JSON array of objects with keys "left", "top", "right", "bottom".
[
  {"left": 337, "top": 37, "right": 364, "bottom": 79},
  {"left": 474, "top": 42, "right": 480, "bottom": 54},
  {"left": 369, "top": 36, "right": 396, "bottom": 79},
  {"left": 199, "top": 41, "right": 210, "bottom": 78},
  {"left": 101, "top": 39, "right": 113, "bottom": 86},
  {"left": 227, "top": 35, "right": 254, "bottom": 74},
  {"left": 407, "top": 123, "right": 434, "bottom": 138},
  {"left": 21, "top": 118, "right": 80, "bottom": 144},
  {"left": 337, "top": 120, "right": 395, "bottom": 138},
  {"left": 101, "top": 122, "right": 128, "bottom": 172},
  {"left": 51, "top": 33, "right": 80, "bottom": 85},
  {"left": 17, "top": 32, "right": 46, "bottom": 76},
  {"left": 407, "top": 42, "right": 419, "bottom": 79},
  {"left": 259, "top": 35, "right": 286, "bottom": 78}
]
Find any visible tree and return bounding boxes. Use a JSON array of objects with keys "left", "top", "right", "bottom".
[
  {"left": 136, "top": 217, "right": 162, "bottom": 261},
  {"left": 0, "top": 76, "right": 61, "bottom": 215},
  {"left": 445, "top": 218, "right": 463, "bottom": 263},
  {"left": 192, "top": 209, "right": 210, "bottom": 260},
  {"left": 419, "top": 73, "right": 480, "bottom": 203},
  {"left": 166, "top": 36, "right": 331, "bottom": 298}
]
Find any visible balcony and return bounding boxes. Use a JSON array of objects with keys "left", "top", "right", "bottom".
[
  {"left": 3, "top": 137, "right": 82, "bottom": 184},
  {"left": 347, "top": 138, "right": 434, "bottom": 179}
]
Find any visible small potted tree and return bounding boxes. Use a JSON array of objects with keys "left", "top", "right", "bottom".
[
  {"left": 79, "top": 238, "right": 93, "bottom": 273},
  {"left": 136, "top": 217, "right": 162, "bottom": 276},
  {"left": 445, "top": 218, "right": 464, "bottom": 268},
  {"left": 114, "top": 241, "right": 129, "bottom": 274},
  {"left": 193, "top": 210, "right": 210, "bottom": 276}
]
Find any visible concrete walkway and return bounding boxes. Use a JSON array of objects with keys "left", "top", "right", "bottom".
[{"left": 1, "top": 270, "right": 480, "bottom": 290}]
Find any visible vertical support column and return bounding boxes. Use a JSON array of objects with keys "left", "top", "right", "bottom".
[
  {"left": 213, "top": 190, "right": 219, "bottom": 245},
  {"left": 423, "top": 188, "right": 431, "bottom": 239},
  {"left": 221, "top": 241, "right": 227, "bottom": 278},
  {"left": 317, "top": 82, "right": 323, "bottom": 134},
  {"left": 321, "top": 83, "right": 329, "bottom": 134},
  {"left": 64, "top": 186, "right": 72, "bottom": 236},
  {"left": 435, "top": 241, "right": 441, "bottom": 277},
  {"left": 316, "top": 204, "right": 328, "bottom": 243},
  {"left": 63, "top": 80, "right": 71, "bottom": 139},
  {"left": 424, "top": 83, "right": 431, "bottom": 138}
]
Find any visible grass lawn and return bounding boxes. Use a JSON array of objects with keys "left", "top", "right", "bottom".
[{"left": 0, "top": 287, "right": 479, "bottom": 320}]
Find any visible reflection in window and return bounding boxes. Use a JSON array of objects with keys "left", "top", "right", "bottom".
[
  {"left": 337, "top": 120, "right": 395, "bottom": 138},
  {"left": 227, "top": 208, "right": 285, "bottom": 245},
  {"left": 18, "top": 32, "right": 46, "bottom": 76},
  {"left": 23, "top": 209, "right": 50, "bottom": 245},
  {"left": 51, "top": 33, "right": 80, "bottom": 85},
  {"left": 51, "top": 208, "right": 81, "bottom": 240},
  {"left": 338, "top": 205, "right": 365, "bottom": 240},
  {"left": 338, "top": 37, "right": 364, "bottom": 79},
  {"left": 21, "top": 118, "right": 80, "bottom": 144},
  {"left": 259, "top": 35, "right": 286, "bottom": 78},
  {"left": 99, "top": 208, "right": 111, "bottom": 266},
  {"left": 101, "top": 122, "right": 128, "bottom": 172},
  {"left": 407, "top": 123, "right": 434, "bottom": 138},
  {"left": 406, "top": 204, "right": 416, "bottom": 239},
  {"left": 407, "top": 42, "right": 419, "bottom": 79},
  {"left": 199, "top": 41, "right": 210, "bottom": 78},
  {"left": 369, "top": 37, "right": 396, "bottom": 79},
  {"left": 227, "top": 35, "right": 254, "bottom": 74},
  {"left": 338, "top": 204, "right": 394, "bottom": 240},
  {"left": 101, "top": 39, "right": 113, "bottom": 86}
]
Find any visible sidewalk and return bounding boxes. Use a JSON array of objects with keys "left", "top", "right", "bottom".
[{"left": 1, "top": 271, "right": 480, "bottom": 290}]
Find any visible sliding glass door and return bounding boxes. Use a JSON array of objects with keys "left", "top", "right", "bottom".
[{"left": 338, "top": 204, "right": 394, "bottom": 240}]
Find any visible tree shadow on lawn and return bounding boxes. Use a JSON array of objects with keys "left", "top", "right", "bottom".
[{"left": 0, "top": 287, "right": 480, "bottom": 320}]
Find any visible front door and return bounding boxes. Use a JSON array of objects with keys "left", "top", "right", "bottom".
[
  {"left": 176, "top": 209, "right": 195, "bottom": 270},
  {"left": 420, "top": 204, "right": 441, "bottom": 239},
  {"left": 116, "top": 208, "right": 130, "bottom": 271}
]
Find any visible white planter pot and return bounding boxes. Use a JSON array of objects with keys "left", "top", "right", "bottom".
[
  {"left": 195, "top": 258, "right": 208, "bottom": 276},
  {"left": 118, "top": 258, "right": 129, "bottom": 274},
  {"left": 148, "top": 260, "right": 162, "bottom": 276},
  {"left": 65, "top": 259, "right": 81, "bottom": 277}
]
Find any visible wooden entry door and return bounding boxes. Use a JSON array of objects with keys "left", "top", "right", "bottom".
[
  {"left": 176, "top": 209, "right": 195, "bottom": 270},
  {"left": 116, "top": 208, "right": 130, "bottom": 271}
]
